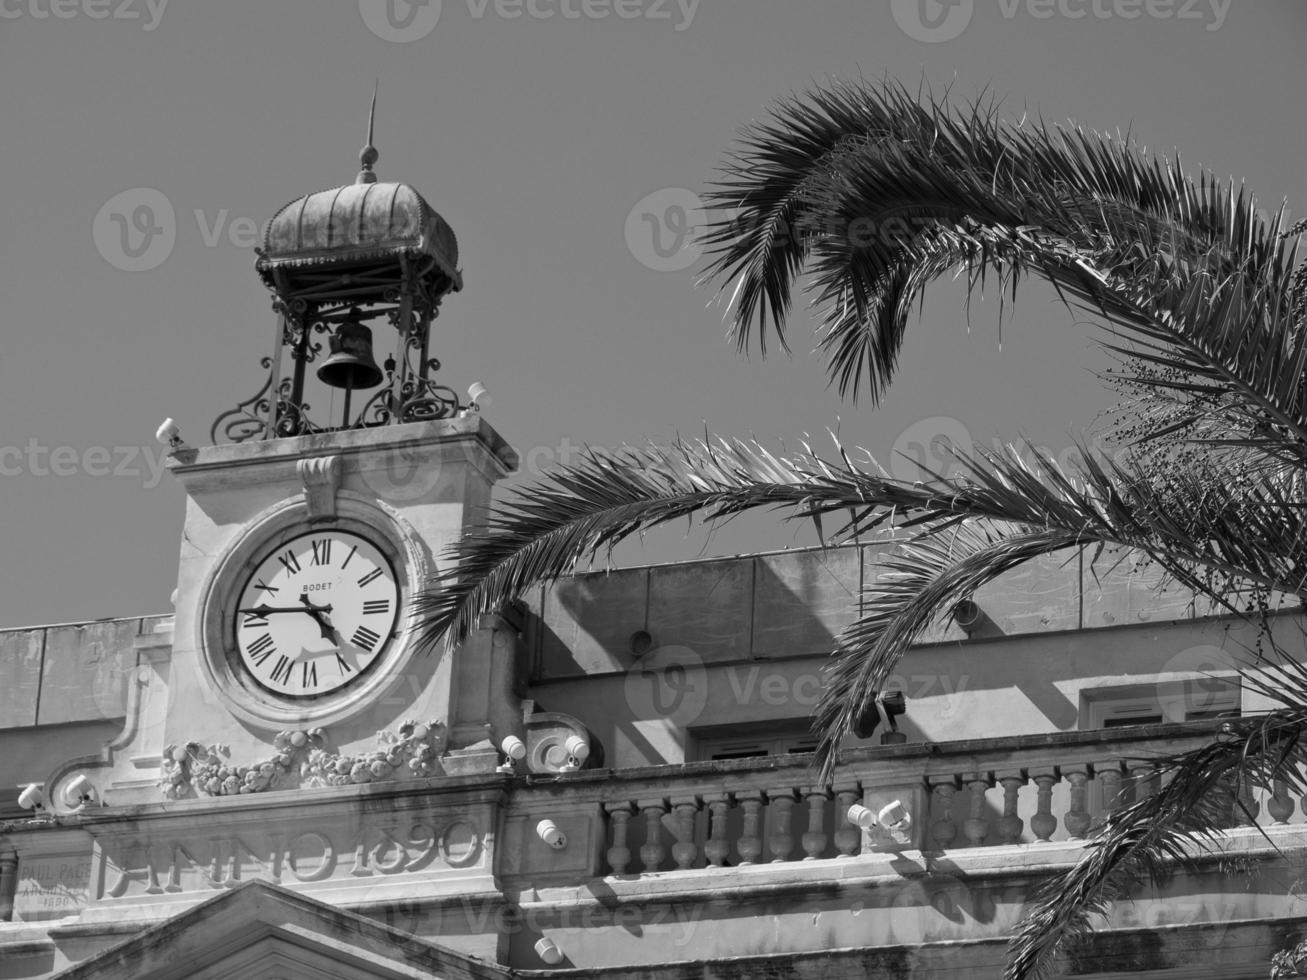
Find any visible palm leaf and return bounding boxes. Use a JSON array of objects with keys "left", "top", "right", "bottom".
[{"left": 700, "top": 80, "right": 1307, "bottom": 461}]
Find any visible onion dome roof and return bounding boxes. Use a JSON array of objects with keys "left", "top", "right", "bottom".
[{"left": 254, "top": 85, "right": 461, "bottom": 294}]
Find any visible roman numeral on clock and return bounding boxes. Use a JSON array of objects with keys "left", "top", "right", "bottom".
[
  {"left": 247, "top": 633, "right": 275, "bottom": 664},
  {"left": 301, "top": 661, "right": 318, "bottom": 688},
  {"left": 277, "top": 550, "right": 302, "bottom": 575},
  {"left": 254, "top": 579, "right": 279, "bottom": 595},
  {"left": 335, "top": 652, "right": 353, "bottom": 675},
  {"left": 357, "top": 567, "right": 383, "bottom": 588},
  {"left": 242, "top": 612, "right": 269, "bottom": 629},
  {"left": 269, "top": 655, "right": 293, "bottom": 686},
  {"left": 310, "top": 538, "right": 332, "bottom": 566},
  {"left": 341, "top": 545, "right": 358, "bottom": 569},
  {"left": 362, "top": 599, "right": 390, "bottom": 615},
  {"left": 352, "top": 625, "right": 382, "bottom": 652}
]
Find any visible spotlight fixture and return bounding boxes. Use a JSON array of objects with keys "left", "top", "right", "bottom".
[
  {"left": 497, "top": 735, "right": 527, "bottom": 774},
  {"left": 846, "top": 799, "right": 912, "bottom": 835},
  {"left": 628, "top": 630, "right": 653, "bottom": 657},
  {"left": 952, "top": 597, "right": 983, "bottom": 634},
  {"left": 154, "top": 417, "right": 190, "bottom": 452},
  {"left": 64, "top": 774, "right": 98, "bottom": 807},
  {"left": 846, "top": 803, "right": 878, "bottom": 830},
  {"left": 852, "top": 690, "right": 906, "bottom": 740},
  {"left": 877, "top": 800, "right": 912, "bottom": 834},
  {"left": 536, "top": 819, "right": 567, "bottom": 849},
  {"left": 563, "top": 735, "right": 589, "bottom": 763},
  {"left": 467, "top": 382, "right": 490, "bottom": 411},
  {"left": 535, "top": 937, "right": 564, "bottom": 965},
  {"left": 17, "top": 783, "right": 44, "bottom": 810},
  {"left": 501, "top": 735, "right": 526, "bottom": 760}
]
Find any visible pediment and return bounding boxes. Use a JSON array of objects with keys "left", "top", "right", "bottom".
[{"left": 51, "top": 880, "right": 511, "bottom": 980}]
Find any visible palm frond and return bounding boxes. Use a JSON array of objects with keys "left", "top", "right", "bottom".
[
  {"left": 700, "top": 80, "right": 1307, "bottom": 461},
  {"left": 414, "top": 435, "right": 1307, "bottom": 660},
  {"left": 1008, "top": 697, "right": 1307, "bottom": 980},
  {"left": 812, "top": 521, "right": 1082, "bottom": 781}
]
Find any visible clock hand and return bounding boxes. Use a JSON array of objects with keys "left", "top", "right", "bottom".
[
  {"left": 239, "top": 603, "right": 335, "bottom": 616},
  {"left": 298, "top": 594, "right": 338, "bottom": 642}
]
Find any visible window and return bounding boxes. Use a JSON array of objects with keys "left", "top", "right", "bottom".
[
  {"left": 1081, "top": 678, "right": 1241, "bottom": 730},
  {"left": 690, "top": 720, "right": 817, "bottom": 762}
]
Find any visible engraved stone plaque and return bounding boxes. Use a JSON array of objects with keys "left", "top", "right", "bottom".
[{"left": 13, "top": 854, "right": 93, "bottom": 921}]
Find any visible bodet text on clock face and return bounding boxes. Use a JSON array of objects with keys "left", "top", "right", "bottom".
[{"left": 233, "top": 529, "right": 400, "bottom": 697}]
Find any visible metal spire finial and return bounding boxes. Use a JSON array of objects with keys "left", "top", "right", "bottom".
[{"left": 357, "top": 80, "right": 380, "bottom": 184}]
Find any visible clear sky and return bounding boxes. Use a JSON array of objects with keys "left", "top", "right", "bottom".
[{"left": 0, "top": 0, "right": 1303, "bottom": 628}]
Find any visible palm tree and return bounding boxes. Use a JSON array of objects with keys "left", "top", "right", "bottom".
[{"left": 414, "top": 79, "right": 1307, "bottom": 979}]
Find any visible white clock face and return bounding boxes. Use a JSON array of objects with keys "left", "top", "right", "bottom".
[{"left": 233, "top": 529, "right": 400, "bottom": 698}]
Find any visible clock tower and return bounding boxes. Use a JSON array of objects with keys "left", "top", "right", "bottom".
[{"left": 97, "top": 98, "right": 523, "bottom": 802}]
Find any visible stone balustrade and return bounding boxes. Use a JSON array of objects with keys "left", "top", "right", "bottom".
[{"left": 571, "top": 721, "right": 1272, "bottom": 876}]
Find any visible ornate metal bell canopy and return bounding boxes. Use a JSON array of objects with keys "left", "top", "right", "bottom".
[{"left": 212, "top": 84, "right": 466, "bottom": 444}]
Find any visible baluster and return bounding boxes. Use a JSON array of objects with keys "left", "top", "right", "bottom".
[
  {"left": 1030, "top": 770, "right": 1058, "bottom": 842},
  {"left": 670, "top": 796, "right": 701, "bottom": 870},
  {"left": 1063, "top": 765, "right": 1091, "bottom": 840},
  {"left": 1127, "top": 759, "right": 1156, "bottom": 808},
  {"left": 1269, "top": 780, "right": 1294, "bottom": 825},
  {"left": 604, "top": 802, "right": 635, "bottom": 875},
  {"left": 996, "top": 770, "right": 1026, "bottom": 844},
  {"left": 0, "top": 848, "right": 17, "bottom": 923},
  {"left": 638, "top": 798, "right": 667, "bottom": 873},
  {"left": 703, "top": 794, "right": 731, "bottom": 868},
  {"left": 1235, "top": 775, "right": 1259, "bottom": 827},
  {"left": 736, "top": 791, "right": 765, "bottom": 865},
  {"left": 768, "top": 788, "right": 798, "bottom": 862},
  {"left": 801, "top": 787, "right": 830, "bottom": 860},
  {"left": 833, "top": 786, "right": 862, "bottom": 857},
  {"left": 1098, "top": 761, "right": 1124, "bottom": 815},
  {"left": 929, "top": 777, "right": 959, "bottom": 849},
  {"left": 963, "top": 772, "right": 992, "bottom": 847}
]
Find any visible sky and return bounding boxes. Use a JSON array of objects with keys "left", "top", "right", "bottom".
[{"left": 0, "top": 0, "right": 1304, "bottom": 629}]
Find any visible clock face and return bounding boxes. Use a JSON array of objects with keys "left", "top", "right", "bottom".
[{"left": 232, "top": 529, "right": 400, "bottom": 698}]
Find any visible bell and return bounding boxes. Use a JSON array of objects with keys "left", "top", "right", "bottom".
[{"left": 317, "top": 321, "right": 383, "bottom": 390}]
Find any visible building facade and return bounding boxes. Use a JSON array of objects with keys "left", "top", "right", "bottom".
[{"left": 2, "top": 137, "right": 1306, "bottom": 980}]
